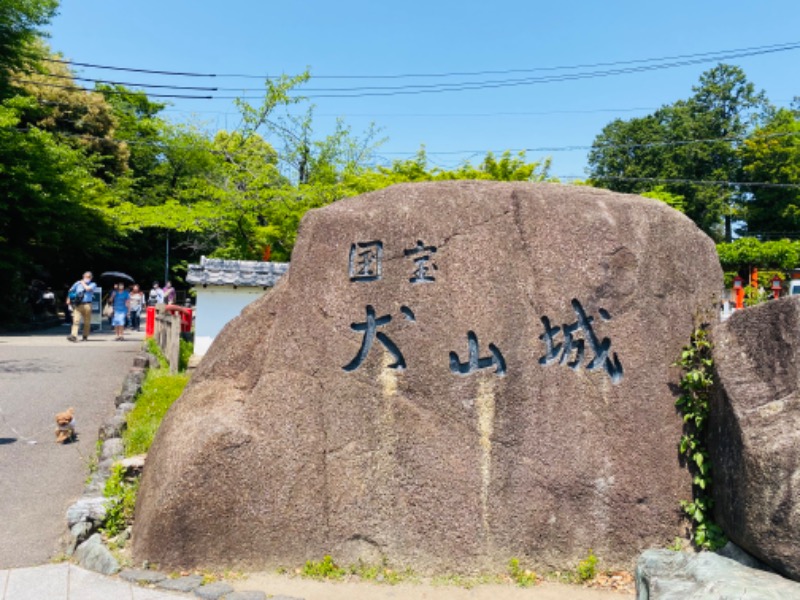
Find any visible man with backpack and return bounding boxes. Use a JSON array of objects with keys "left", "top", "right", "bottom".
[{"left": 67, "top": 271, "right": 97, "bottom": 342}]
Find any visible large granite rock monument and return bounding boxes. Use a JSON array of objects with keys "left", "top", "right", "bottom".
[
  {"left": 133, "top": 181, "right": 722, "bottom": 573},
  {"left": 709, "top": 296, "right": 800, "bottom": 581}
]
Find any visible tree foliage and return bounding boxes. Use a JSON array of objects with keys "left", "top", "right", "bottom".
[
  {"left": 0, "top": 0, "right": 57, "bottom": 99},
  {"left": 588, "top": 64, "right": 771, "bottom": 240},
  {"left": 740, "top": 107, "right": 800, "bottom": 237},
  {"left": 716, "top": 237, "right": 800, "bottom": 271}
]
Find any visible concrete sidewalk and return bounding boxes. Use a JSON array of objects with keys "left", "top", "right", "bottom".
[{"left": 0, "top": 563, "right": 185, "bottom": 599}]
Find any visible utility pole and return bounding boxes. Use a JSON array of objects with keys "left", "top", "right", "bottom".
[{"left": 164, "top": 231, "right": 170, "bottom": 285}]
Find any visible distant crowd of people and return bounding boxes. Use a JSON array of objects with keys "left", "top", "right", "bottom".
[{"left": 65, "top": 273, "right": 179, "bottom": 342}]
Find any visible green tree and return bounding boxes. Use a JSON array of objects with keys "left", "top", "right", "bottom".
[
  {"left": 18, "top": 50, "right": 128, "bottom": 181},
  {"left": 740, "top": 107, "right": 800, "bottom": 237},
  {"left": 588, "top": 64, "right": 771, "bottom": 240},
  {"left": 0, "top": 96, "right": 113, "bottom": 322},
  {"left": 0, "top": 0, "right": 57, "bottom": 99}
]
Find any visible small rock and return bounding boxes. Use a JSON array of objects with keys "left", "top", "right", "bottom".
[
  {"left": 133, "top": 354, "right": 150, "bottom": 369},
  {"left": 66, "top": 496, "right": 107, "bottom": 527},
  {"left": 158, "top": 574, "right": 204, "bottom": 592},
  {"left": 83, "top": 473, "right": 106, "bottom": 495},
  {"left": 717, "top": 541, "right": 774, "bottom": 572},
  {"left": 96, "top": 458, "right": 115, "bottom": 479},
  {"left": 117, "top": 402, "right": 136, "bottom": 416},
  {"left": 74, "top": 533, "right": 119, "bottom": 575},
  {"left": 194, "top": 581, "right": 234, "bottom": 599},
  {"left": 223, "top": 592, "right": 267, "bottom": 600},
  {"left": 100, "top": 437, "right": 124, "bottom": 461},
  {"left": 115, "top": 454, "right": 146, "bottom": 474},
  {"left": 636, "top": 548, "right": 800, "bottom": 599},
  {"left": 99, "top": 415, "right": 127, "bottom": 440},
  {"left": 71, "top": 521, "right": 93, "bottom": 543},
  {"left": 120, "top": 568, "right": 167, "bottom": 584},
  {"left": 65, "top": 521, "right": 94, "bottom": 556},
  {"left": 115, "top": 391, "right": 136, "bottom": 407}
]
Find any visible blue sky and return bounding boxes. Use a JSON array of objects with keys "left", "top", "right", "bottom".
[{"left": 46, "top": 1, "right": 800, "bottom": 178}]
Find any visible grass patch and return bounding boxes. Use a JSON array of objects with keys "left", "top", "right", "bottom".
[
  {"left": 179, "top": 338, "right": 193, "bottom": 371},
  {"left": 123, "top": 366, "right": 188, "bottom": 456},
  {"left": 146, "top": 338, "right": 169, "bottom": 369}
]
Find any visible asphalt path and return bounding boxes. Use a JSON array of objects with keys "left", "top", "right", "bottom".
[{"left": 0, "top": 325, "right": 143, "bottom": 568}]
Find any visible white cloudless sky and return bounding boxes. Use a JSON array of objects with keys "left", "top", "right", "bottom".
[{"left": 47, "top": 1, "right": 800, "bottom": 178}]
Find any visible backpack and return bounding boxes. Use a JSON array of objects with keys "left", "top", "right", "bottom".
[{"left": 68, "top": 282, "right": 85, "bottom": 304}]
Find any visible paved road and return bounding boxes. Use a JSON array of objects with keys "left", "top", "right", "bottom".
[{"left": 0, "top": 325, "right": 143, "bottom": 568}]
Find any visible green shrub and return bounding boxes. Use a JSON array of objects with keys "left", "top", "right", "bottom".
[
  {"left": 301, "top": 555, "right": 346, "bottom": 580},
  {"left": 101, "top": 464, "right": 139, "bottom": 537},
  {"left": 508, "top": 557, "right": 537, "bottom": 587},
  {"left": 576, "top": 550, "right": 597, "bottom": 582},
  {"left": 179, "top": 338, "right": 193, "bottom": 371}
]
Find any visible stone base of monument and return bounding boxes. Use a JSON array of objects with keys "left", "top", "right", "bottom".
[{"left": 132, "top": 181, "right": 723, "bottom": 574}]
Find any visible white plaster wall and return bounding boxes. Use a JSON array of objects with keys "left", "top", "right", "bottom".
[{"left": 194, "top": 286, "right": 266, "bottom": 356}]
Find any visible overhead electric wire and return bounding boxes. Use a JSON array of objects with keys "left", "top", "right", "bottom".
[
  {"left": 24, "top": 70, "right": 218, "bottom": 92},
  {"left": 42, "top": 57, "right": 216, "bottom": 78},
  {"left": 11, "top": 78, "right": 214, "bottom": 99},
  {"left": 30, "top": 41, "right": 800, "bottom": 100},
  {"left": 290, "top": 46, "right": 800, "bottom": 98},
  {"left": 42, "top": 40, "right": 800, "bottom": 81}
]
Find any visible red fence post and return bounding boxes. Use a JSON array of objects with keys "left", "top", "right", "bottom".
[{"left": 145, "top": 306, "right": 156, "bottom": 338}]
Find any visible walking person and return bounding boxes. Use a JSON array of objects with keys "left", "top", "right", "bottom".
[
  {"left": 128, "top": 284, "right": 145, "bottom": 331},
  {"left": 148, "top": 281, "right": 164, "bottom": 306},
  {"left": 109, "top": 283, "right": 130, "bottom": 341},
  {"left": 67, "top": 271, "right": 97, "bottom": 342},
  {"left": 163, "top": 280, "right": 176, "bottom": 305}
]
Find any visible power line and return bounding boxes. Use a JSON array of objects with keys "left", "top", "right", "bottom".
[
  {"left": 30, "top": 41, "right": 800, "bottom": 100},
  {"left": 11, "top": 78, "right": 214, "bottom": 100},
  {"left": 23, "top": 70, "right": 218, "bottom": 92},
  {"left": 44, "top": 40, "right": 800, "bottom": 81},
  {"left": 42, "top": 57, "right": 216, "bottom": 78},
  {"left": 589, "top": 176, "right": 800, "bottom": 189},
  {"left": 291, "top": 46, "right": 800, "bottom": 98}
]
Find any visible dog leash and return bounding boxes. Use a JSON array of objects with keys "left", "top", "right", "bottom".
[{"left": 0, "top": 404, "right": 50, "bottom": 444}]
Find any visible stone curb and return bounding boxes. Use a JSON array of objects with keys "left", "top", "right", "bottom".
[
  {"left": 63, "top": 348, "right": 303, "bottom": 599},
  {"left": 64, "top": 350, "right": 156, "bottom": 570}
]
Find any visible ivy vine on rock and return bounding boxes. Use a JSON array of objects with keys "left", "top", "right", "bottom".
[{"left": 674, "top": 327, "right": 726, "bottom": 550}]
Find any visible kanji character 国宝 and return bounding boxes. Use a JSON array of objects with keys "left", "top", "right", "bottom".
[
  {"left": 403, "top": 240, "right": 437, "bottom": 283},
  {"left": 349, "top": 241, "right": 383, "bottom": 282},
  {"left": 343, "top": 304, "right": 414, "bottom": 372},
  {"left": 538, "top": 298, "right": 623, "bottom": 383},
  {"left": 449, "top": 330, "right": 506, "bottom": 376}
]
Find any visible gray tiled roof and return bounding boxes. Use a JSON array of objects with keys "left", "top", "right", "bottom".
[{"left": 186, "top": 256, "right": 289, "bottom": 287}]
